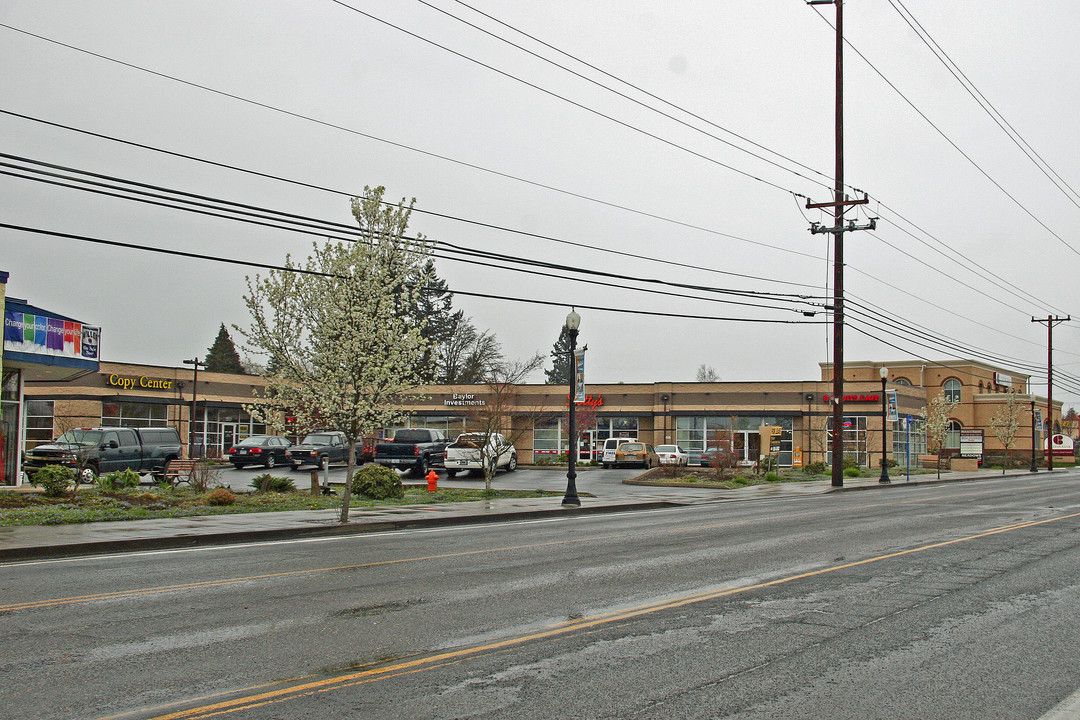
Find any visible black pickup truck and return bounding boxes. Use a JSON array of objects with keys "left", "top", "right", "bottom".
[
  {"left": 23, "top": 426, "right": 183, "bottom": 484},
  {"left": 286, "top": 431, "right": 352, "bottom": 470},
  {"left": 374, "top": 428, "right": 449, "bottom": 476}
]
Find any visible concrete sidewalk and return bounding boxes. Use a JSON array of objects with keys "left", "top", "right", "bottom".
[{"left": 0, "top": 468, "right": 1056, "bottom": 561}]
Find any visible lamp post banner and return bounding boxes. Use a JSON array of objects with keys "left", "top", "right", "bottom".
[
  {"left": 573, "top": 349, "right": 585, "bottom": 403},
  {"left": 886, "top": 390, "right": 898, "bottom": 422}
]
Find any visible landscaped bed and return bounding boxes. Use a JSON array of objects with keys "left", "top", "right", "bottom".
[{"left": 0, "top": 484, "right": 565, "bottom": 527}]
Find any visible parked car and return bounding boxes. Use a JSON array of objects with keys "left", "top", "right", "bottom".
[
  {"left": 23, "top": 426, "right": 182, "bottom": 484},
  {"left": 287, "top": 431, "right": 351, "bottom": 470},
  {"left": 601, "top": 437, "right": 638, "bottom": 469},
  {"left": 655, "top": 444, "right": 689, "bottom": 466},
  {"left": 613, "top": 442, "right": 659, "bottom": 469},
  {"left": 226, "top": 435, "right": 293, "bottom": 469},
  {"left": 701, "top": 443, "right": 739, "bottom": 468},
  {"left": 444, "top": 433, "right": 517, "bottom": 477}
]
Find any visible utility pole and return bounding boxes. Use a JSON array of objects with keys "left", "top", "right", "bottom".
[
  {"left": 1031, "top": 315, "right": 1069, "bottom": 471},
  {"left": 806, "top": 0, "right": 876, "bottom": 487}
]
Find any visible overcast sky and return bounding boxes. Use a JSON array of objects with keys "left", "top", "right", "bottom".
[{"left": 3, "top": 1, "right": 1079, "bottom": 407}]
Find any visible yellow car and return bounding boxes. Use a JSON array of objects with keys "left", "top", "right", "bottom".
[{"left": 614, "top": 442, "right": 660, "bottom": 469}]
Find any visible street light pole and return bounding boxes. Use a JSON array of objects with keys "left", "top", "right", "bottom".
[
  {"left": 563, "top": 310, "right": 581, "bottom": 507},
  {"left": 879, "top": 366, "right": 890, "bottom": 484},
  {"left": 183, "top": 357, "right": 207, "bottom": 459},
  {"left": 1030, "top": 399, "right": 1039, "bottom": 473}
]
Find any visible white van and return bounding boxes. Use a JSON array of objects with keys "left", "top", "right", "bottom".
[{"left": 601, "top": 437, "right": 638, "bottom": 469}]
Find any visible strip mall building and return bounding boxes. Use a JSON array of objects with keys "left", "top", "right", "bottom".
[{"left": 10, "top": 355, "right": 1064, "bottom": 484}]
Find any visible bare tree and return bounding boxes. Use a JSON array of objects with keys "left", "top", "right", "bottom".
[
  {"left": 988, "top": 388, "right": 1022, "bottom": 474},
  {"left": 435, "top": 313, "right": 503, "bottom": 384},
  {"left": 459, "top": 354, "right": 545, "bottom": 490},
  {"left": 923, "top": 395, "right": 961, "bottom": 479},
  {"left": 706, "top": 421, "right": 739, "bottom": 483},
  {"left": 696, "top": 364, "right": 720, "bottom": 382}
]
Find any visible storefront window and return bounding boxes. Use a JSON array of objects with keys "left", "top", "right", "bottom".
[
  {"left": 102, "top": 401, "right": 168, "bottom": 427},
  {"left": 893, "top": 417, "right": 926, "bottom": 467},
  {"left": 826, "top": 416, "right": 868, "bottom": 466},
  {"left": 24, "top": 400, "right": 54, "bottom": 449},
  {"left": 533, "top": 416, "right": 561, "bottom": 454},
  {"left": 390, "top": 416, "right": 467, "bottom": 438},
  {"left": 677, "top": 416, "right": 793, "bottom": 465}
]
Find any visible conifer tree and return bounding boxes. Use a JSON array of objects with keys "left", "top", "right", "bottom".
[
  {"left": 544, "top": 325, "right": 574, "bottom": 385},
  {"left": 205, "top": 323, "right": 245, "bottom": 374}
]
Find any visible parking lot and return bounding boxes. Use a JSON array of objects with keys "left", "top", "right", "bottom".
[{"left": 209, "top": 461, "right": 660, "bottom": 499}]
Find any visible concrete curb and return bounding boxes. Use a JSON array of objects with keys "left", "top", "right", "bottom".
[{"left": 0, "top": 500, "right": 682, "bottom": 562}]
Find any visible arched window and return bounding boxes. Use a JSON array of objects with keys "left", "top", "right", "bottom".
[
  {"left": 893, "top": 377, "right": 912, "bottom": 386},
  {"left": 943, "top": 378, "right": 962, "bottom": 404},
  {"left": 945, "top": 420, "right": 962, "bottom": 450}
]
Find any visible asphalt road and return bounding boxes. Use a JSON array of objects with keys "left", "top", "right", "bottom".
[{"left": 5, "top": 470, "right": 1080, "bottom": 719}]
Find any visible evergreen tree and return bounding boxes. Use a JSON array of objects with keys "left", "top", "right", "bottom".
[
  {"left": 544, "top": 325, "right": 574, "bottom": 385},
  {"left": 411, "top": 260, "right": 456, "bottom": 382},
  {"left": 205, "top": 323, "right": 245, "bottom": 374}
]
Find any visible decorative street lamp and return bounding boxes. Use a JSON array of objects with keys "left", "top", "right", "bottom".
[
  {"left": 879, "top": 366, "right": 890, "bottom": 484},
  {"left": 1030, "top": 399, "right": 1039, "bottom": 473},
  {"left": 563, "top": 309, "right": 581, "bottom": 507}
]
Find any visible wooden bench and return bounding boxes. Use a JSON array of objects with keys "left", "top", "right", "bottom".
[{"left": 161, "top": 459, "right": 197, "bottom": 487}]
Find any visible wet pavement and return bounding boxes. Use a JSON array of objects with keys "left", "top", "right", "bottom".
[{"left": 0, "top": 467, "right": 1060, "bottom": 561}]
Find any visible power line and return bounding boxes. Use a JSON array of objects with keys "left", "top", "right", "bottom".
[
  {"left": 0, "top": 108, "right": 826, "bottom": 291},
  {"left": 887, "top": 0, "right": 1080, "bottom": 209},
  {"left": 0, "top": 222, "right": 827, "bottom": 326},
  {"left": 808, "top": 5, "right": 1080, "bottom": 258},
  {"left": 413, "top": 0, "right": 835, "bottom": 193},
  {"left": 0, "top": 155, "right": 826, "bottom": 315}
]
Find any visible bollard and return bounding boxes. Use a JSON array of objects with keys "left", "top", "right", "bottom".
[
  {"left": 425, "top": 469, "right": 438, "bottom": 492},
  {"left": 310, "top": 470, "right": 320, "bottom": 496}
]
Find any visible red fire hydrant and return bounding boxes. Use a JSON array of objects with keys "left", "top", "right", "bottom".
[{"left": 425, "top": 469, "right": 438, "bottom": 492}]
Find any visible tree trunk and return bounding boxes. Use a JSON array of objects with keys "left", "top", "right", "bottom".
[{"left": 340, "top": 442, "right": 356, "bottom": 524}]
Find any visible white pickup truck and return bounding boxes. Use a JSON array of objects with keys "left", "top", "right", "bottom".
[{"left": 443, "top": 433, "right": 518, "bottom": 477}]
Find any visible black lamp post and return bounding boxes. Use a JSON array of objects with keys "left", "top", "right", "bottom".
[
  {"left": 563, "top": 310, "right": 581, "bottom": 507},
  {"left": 879, "top": 366, "right": 890, "bottom": 484},
  {"left": 1030, "top": 399, "right": 1039, "bottom": 473},
  {"left": 183, "top": 357, "right": 206, "bottom": 459}
]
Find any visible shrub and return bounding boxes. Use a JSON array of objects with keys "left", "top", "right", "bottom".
[
  {"left": 32, "top": 465, "right": 74, "bottom": 497},
  {"left": 844, "top": 466, "right": 862, "bottom": 478},
  {"left": 803, "top": 462, "right": 828, "bottom": 475},
  {"left": 189, "top": 461, "right": 221, "bottom": 493},
  {"left": 351, "top": 464, "right": 404, "bottom": 500},
  {"left": 842, "top": 454, "right": 860, "bottom": 469},
  {"left": 98, "top": 468, "right": 141, "bottom": 492},
  {"left": 757, "top": 456, "right": 778, "bottom": 473},
  {"left": 250, "top": 474, "right": 296, "bottom": 493},
  {"left": 764, "top": 472, "right": 782, "bottom": 483},
  {"left": 205, "top": 488, "right": 239, "bottom": 506}
]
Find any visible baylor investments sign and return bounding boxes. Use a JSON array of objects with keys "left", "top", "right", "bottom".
[{"left": 444, "top": 393, "right": 486, "bottom": 407}]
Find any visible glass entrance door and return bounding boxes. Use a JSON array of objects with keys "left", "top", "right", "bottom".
[{"left": 221, "top": 423, "right": 240, "bottom": 454}]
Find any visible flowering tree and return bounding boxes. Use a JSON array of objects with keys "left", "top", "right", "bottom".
[
  {"left": 237, "top": 186, "right": 433, "bottom": 522},
  {"left": 988, "top": 388, "right": 1022, "bottom": 474},
  {"left": 923, "top": 395, "right": 961, "bottom": 479}
]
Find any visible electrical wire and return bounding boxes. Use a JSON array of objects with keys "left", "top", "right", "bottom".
[
  {"left": 0, "top": 223, "right": 826, "bottom": 326},
  {"left": 888, "top": 0, "right": 1080, "bottom": 209},
  {"left": 808, "top": 5, "right": 1080, "bottom": 259}
]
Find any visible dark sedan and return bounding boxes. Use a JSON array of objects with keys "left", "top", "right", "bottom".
[{"left": 226, "top": 435, "right": 293, "bottom": 469}]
